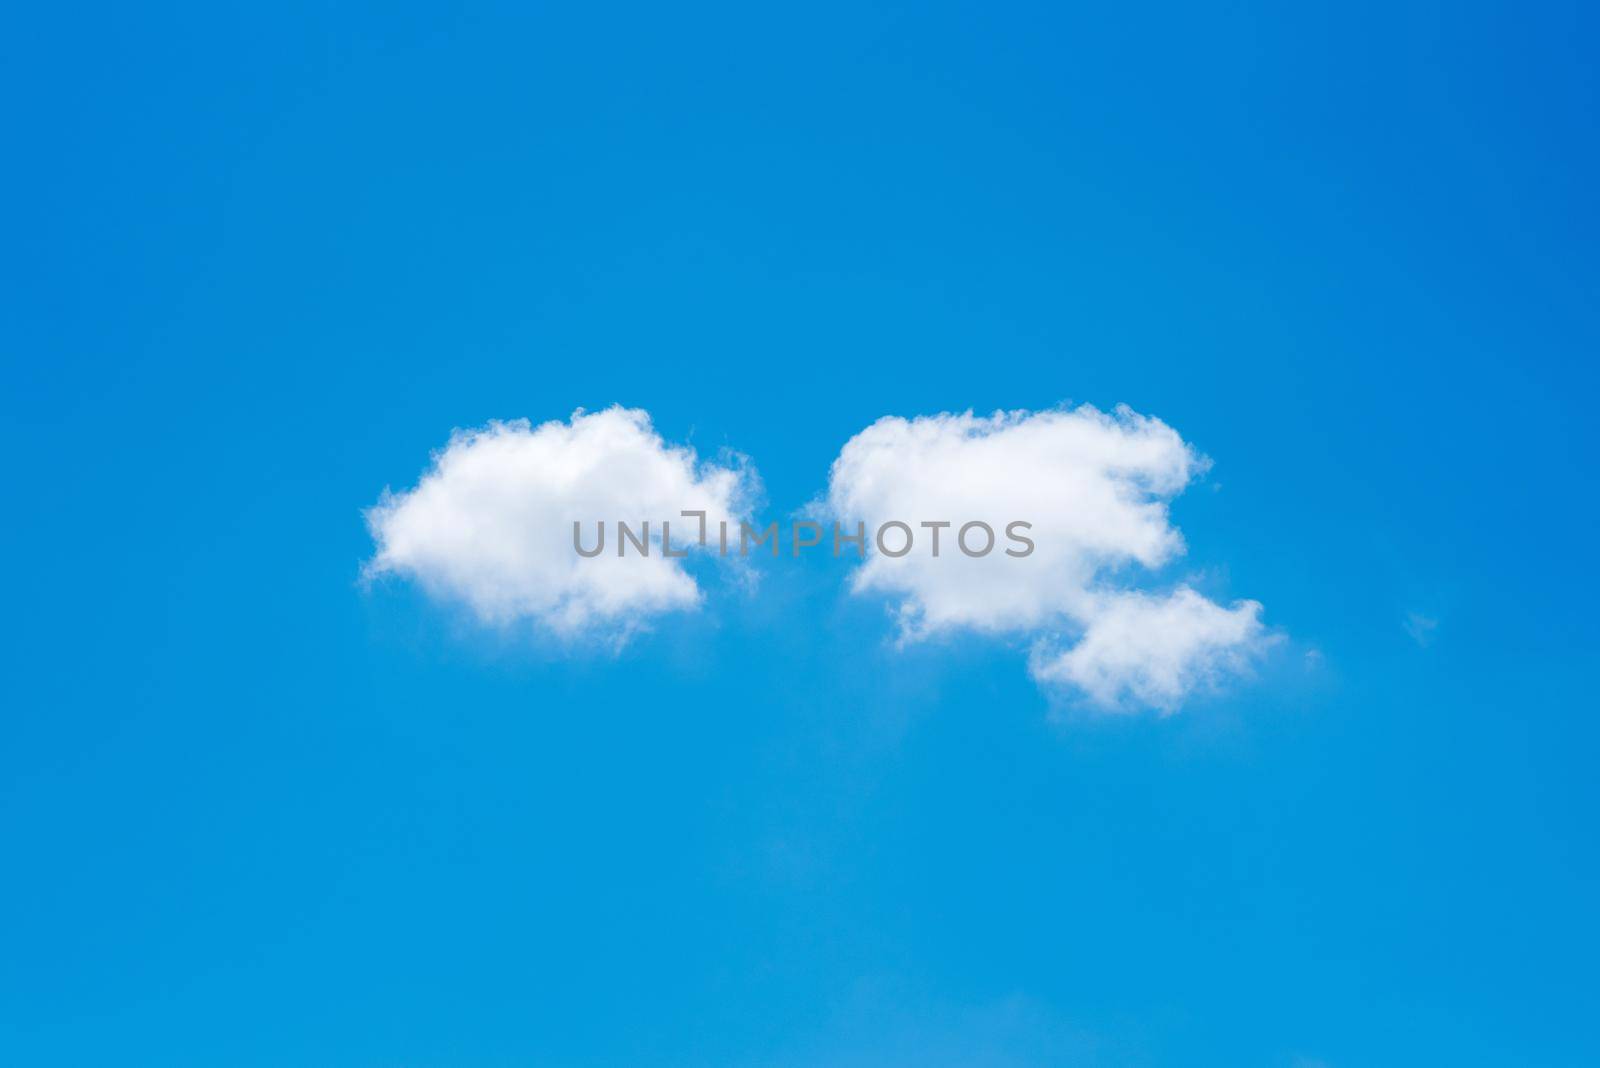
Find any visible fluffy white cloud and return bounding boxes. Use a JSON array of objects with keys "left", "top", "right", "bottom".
[
  {"left": 365, "top": 407, "right": 753, "bottom": 642},
  {"left": 824, "top": 405, "right": 1271, "bottom": 710},
  {"left": 1029, "top": 587, "right": 1268, "bottom": 711}
]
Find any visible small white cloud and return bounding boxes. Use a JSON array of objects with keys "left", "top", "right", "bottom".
[
  {"left": 364, "top": 406, "right": 753, "bottom": 644},
  {"left": 826, "top": 405, "right": 1199, "bottom": 637},
  {"left": 825, "top": 405, "right": 1271, "bottom": 710},
  {"left": 1029, "top": 587, "right": 1268, "bottom": 712}
]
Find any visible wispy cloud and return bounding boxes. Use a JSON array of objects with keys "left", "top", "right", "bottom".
[{"left": 1404, "top": 611, "right": 1438, "bottom": 647}]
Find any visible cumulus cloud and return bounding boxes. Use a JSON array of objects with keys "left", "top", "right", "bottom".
[
  {"left": 1028, "top": 587, "right": 1268, "bottom": 711},
  {"left": 364, "top": 406, "right": 753, "bottom": 643},
  {"left": 824, "top": 405, "right": 1271, "bottom": 711}
]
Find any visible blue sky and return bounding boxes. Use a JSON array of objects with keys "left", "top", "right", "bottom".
[{"left": 4, "top": 3, "right": 1598, "bottom": 1065}]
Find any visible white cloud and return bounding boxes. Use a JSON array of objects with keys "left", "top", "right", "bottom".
[
  {"left": 1029, "top": 587, "right": 1268, "bottom": 711},
  {"left": 824, "top": 405, "right": 1271, "bottom": 710},
  {"left": 364, "top": 406, "right": 753, "bottom": 643}
]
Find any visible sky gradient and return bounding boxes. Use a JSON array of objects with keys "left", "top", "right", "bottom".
[{"left": 5, "top": 3, "right": 1599, "bottom": 1065}]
